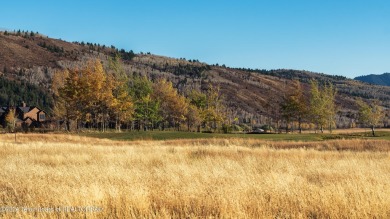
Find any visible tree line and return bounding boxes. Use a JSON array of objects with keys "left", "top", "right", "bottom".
[
  {"left": 52, "top": 58, "right": 225, "bottom": 132},
  {"left": 279, "top": 80, "right": 385, "bottom": 136},
  {"left": 0, "top": 77, "right": 53, "bottom": 112},
  {"left": 51, "top": 58, "right": 385, "bottom": 135},
  {"left": 279, "top": 80, "right": 337, "bottom": 133}
]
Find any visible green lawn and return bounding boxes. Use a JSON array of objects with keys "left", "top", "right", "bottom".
[{"left": 81, "top": 130, "right": 390, "bottom": 142}]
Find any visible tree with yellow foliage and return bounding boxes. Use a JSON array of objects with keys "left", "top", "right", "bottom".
[
  {"left": 187, "top": 85, "right": 226, "bottom": 132},
  {"left": 5, "top": 107, "right": 16, "bottom": 133},
  {"left": 204, "top": 84, "right": 225, "bottom": 132},
  {"left": 108, "top": 55, "right": 133, "bottom": 131},
  {"left": 309, "top": 80, "right": 336, "bottom": 133},
  {"left": 57, "top": 60, "right": 118, "bottom": 131},
  {"left": 357, "top": 98, "right": 384, "bottom": 136},
  {"left": 152, "top": 79, "right": 188, "bottom": 130},
  {"left": 187, "top": 89, "right": 206, "bottom": 132},
  {"left": 58, "top": 68, "right": 83, "bottom": 131},
  {"left": 52, "top": 59, "right": 227, "bottom": 133}
]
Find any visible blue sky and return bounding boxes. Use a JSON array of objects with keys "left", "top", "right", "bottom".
[{"left": 2, "top": 0, "right": 390, "bottom": 78}]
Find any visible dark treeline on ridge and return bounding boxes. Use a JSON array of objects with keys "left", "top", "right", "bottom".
[
  {"left": 0, "top": 31, "right": 389, "bottom": 134},
  {"left": 48, "top": 57, "right": 387, "bottom": 135}
]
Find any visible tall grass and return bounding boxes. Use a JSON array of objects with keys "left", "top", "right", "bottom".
[{"left": 0, "top": 134, "right": 389, "bottom": 218}]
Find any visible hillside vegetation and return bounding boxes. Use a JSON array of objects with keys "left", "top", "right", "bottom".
[
  {"left": 0, "top": 30, "right": 389, "bottom": 131},
  {"left": 355, "top": 73, "right": 390, "bottom": 86},
  {"left": 0, "top": 77, "right": 53, "bottom": 112}
]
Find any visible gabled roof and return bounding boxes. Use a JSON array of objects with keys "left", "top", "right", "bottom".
[
  {"left": 34, "top": 106, "right": 46, "bottom": 113},
  {"left": 24, "top": 117, "right": 35, "bottom": 122},
  {"left": 35, "top": 107, "right": 46, "bottom": 114},
  {"left": 18, "top": 107, "right": 31, "bottom": 113},
  {"left": 21, "top": 106, "right": 46, "bottom": 114},
  {"left": 1, "top": 106, "right": 46, "bottom": 114}
]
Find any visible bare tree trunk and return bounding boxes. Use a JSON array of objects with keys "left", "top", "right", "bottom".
[
  {"left": 115, "top": 114, "right": 118, "bottom": 132},
  {"left": 298, "top": 118, "right": 302, "bottom": 134},
  {"left": 285, "top": 120, "right": 289, "bottom": 134},
  {"left": 116, "top": 114, "right": 121, "bottom": 132},
  {"left": 66, "top": 120, "right": 70, "bottom": 132},
  {"left": 291, "top": 121, "right": 294, "bottom": 133}
]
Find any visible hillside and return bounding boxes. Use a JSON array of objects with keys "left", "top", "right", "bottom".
[
  {"left": 0, "top": 30, "right": 389, "bottom": 128},
  {"left": 355, "top": 73, "right": 390, "bottom": 86}
]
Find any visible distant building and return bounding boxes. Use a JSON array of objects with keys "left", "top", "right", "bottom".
[{"left": 0, "top": 102, "right": 46, "bottom": 129}]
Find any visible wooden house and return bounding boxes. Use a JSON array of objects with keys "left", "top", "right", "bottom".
[{"left": 0, "top": 102, "right": 46, "bottom": 128}]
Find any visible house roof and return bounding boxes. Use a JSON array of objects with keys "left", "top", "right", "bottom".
[
  {"left": 0, "top": 106, "right": 46, "bottom": 114},
  {"left": 35, "top": 107, "right": 46, "bottom": 114},
  {"left": 22, "top": 106, "right": 46, "bottom": 114},
  {"left": 18, "top": 107, "right": 31, "bottom": 113},
  {"left": 24, "top": 117, "right": 35, "bottom": 122}
]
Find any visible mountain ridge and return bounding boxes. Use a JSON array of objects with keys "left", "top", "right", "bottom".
[
  {"left": 354, "top": 73, "right": 390, "bottom": 86},
  {"left": 0, "top": 30, "right": 389, "bottom": 128}
]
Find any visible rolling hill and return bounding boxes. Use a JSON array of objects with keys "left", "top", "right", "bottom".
[
  {"left": 0, "top": 30, "right": 389, "bottom": 128},
  {"left": 355, "top": 73, "right": 390, "bottom": 86}
]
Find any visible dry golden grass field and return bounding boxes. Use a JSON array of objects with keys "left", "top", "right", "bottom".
[{"left": 0, "top": 134, "right": 389, "bottom": 218}]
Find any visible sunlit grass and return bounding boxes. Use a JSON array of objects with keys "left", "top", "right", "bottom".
[{"left": 0, "top": 134, "right": 389, "bottom": 218}]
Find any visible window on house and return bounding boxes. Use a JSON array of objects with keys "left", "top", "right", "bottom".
[{"left": 39, "top": 114, "right": 45, "bottom": 120}]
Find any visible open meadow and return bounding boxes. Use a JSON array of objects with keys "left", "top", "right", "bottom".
[{"left": 0, "top": 133, "right": 390, "bottom": 218}]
